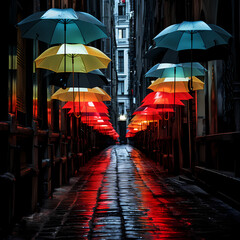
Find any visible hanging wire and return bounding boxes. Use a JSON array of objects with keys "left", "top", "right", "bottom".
[{"left": 71, "top": 54, "right": 81, "bottom": 118}]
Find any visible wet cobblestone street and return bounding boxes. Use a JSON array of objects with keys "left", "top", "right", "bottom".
[{"left": 11, "top": 145, "right": 240, "bottom": 240}]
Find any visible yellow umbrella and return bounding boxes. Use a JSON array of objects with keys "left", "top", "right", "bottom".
[
  {"left": 148, "top": 76, "right": 204, "bottom": 92},
  {"left": 35, "top": 44, "right": 111, "bottom": 73},
  {"left": 51, "top": 87, "right": 111, "bottom": 102}
]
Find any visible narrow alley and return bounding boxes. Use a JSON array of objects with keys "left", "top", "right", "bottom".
[{"left": 10, "top": 145, "right": 240, "bottom": 240}]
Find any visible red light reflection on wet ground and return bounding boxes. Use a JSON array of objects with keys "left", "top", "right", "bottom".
[
  {"left": 31, "top": 145, "right": 240, "bottom": 240},
  {"left": 131, "top": 149, "right": 190, "bottom": 239}
]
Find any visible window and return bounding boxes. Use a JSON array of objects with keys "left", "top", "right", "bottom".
[
  {"left": 118, "top": 28, "right": 126, "bottom": 39},
  {"left": 118, "top": 50, "right": 124, "bottom": 73},
  {"left": 118, "top": 4, "right": 126, "bottom": 16},
  {"left": 118, "top": 81, "right": 124, "bottom": 95}
]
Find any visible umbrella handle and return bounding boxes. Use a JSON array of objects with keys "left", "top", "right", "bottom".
[{"left": 164, "top": 111, "right": 169, "bottom": 121}]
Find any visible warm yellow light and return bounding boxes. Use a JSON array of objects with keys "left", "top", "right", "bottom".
[{"left": 119, "top": 114, "right": 127, "bottom": 121}]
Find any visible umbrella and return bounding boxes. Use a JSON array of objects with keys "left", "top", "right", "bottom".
[
  {"left": 80, "top": 116, "right": 110, "bottom": 121},
  {"left": 154, "top": 21, "right": 232, "bottom": 51},
  {"left": 35, "top": 44, "right": 111, "bottom": 73},
  {"left": 51, "top": 87, "right": 111, "bottom": 102},
  {"left": 153, "top": 20, "right": 232, "bottom": 89},
  {"left": 50, "top": 70, "right": 109, "bottom": 88},
  {"left": 148, "top": 77, "right": 204, "bottom": 93},
  {"left": 63, "top": 101, "right": 108, "bottom": 109},
  {"left": 133, "top": 106, "right": 174, "bottom": 115},
  {"left": 145, "top": 62, "right": 206, "bottom": 78},
  {"left": 17, "top": 8, "right": 108, "bottom": 45},
  {"left": 67, "top": 102, "right": 109, "bottom": 114},
  {"left": 142, "top": 92, "right": 184, "bottom": 106},
  {"left": 131, "top": 115, "right": 162, "bottom": 121}
]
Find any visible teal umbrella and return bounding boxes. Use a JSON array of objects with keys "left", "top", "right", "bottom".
[
  {"left": 153, "top": 21, "right": 231, "bottom": 90},
  {"left": 154, "top": 21, "right": 231, "bottom": 51},
  {"left": 17, "top": 8, "right": 108, "bottom": 45},
  {"left": 145, "top": 62, "right": 207, "bottom": 78}
]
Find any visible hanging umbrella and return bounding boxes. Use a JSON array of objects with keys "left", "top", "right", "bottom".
[
  {"left": 142, "top": 92, "right": 184, "bottom": 106},
  {"left": 80, "top": 116, "right": 110, "bottom": 121},
  {"left": 148, "top": 76, "right": 204, "bottom": 93},
  {"left": 35, "top": 44, "right": 111, "bottom": 73},
  {"left": 133, "top": 106, "right": 174, "bottom": 115},
  {"left": 17, "top": 8, "right": 108, "bottom": 45},
  {"left": 82, "top": 119, "right": 110, "bottom": 125},
  {"left": 145, "top": 62, "right": 206, "bottom": 78},
  {"left": 131, "top": 115, "right": 162, "bottom": 121},
  {"left": 153, "top": 20, "right": 232, "bottom": 89},
  {"left": 51, "top": 87, "right": 111, "bottom": 102},
  {"left": 63, "top": 101, "right": 108, "bottom": 109},
  {"left": 50, "top": 70, "right": 109, "bottom": 88},
  {"left": 68, "top": 102, "right": 109, "bottom": 114},
  {"left": 154, "top": 21, "right": 231, "bottom": 51}
]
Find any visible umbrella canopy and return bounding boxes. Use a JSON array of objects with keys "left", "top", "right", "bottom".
[
  {"left": 145, "top": 62, "right": 206, "bottom": 78},
  {"left": 148, "top": 77, "right": 204, "bottom": 92},
  {"left": 68, "top": 102, "right": 109, "bottom": 114},
  {"left": 35, "top": 44, "right": 111, "bottom": 73},
  {"left": 17, "top": 8, "right": 108, "bottom": 44},
  {"left": 154, "top": 21, "right": 232, "bottom": 51},
  {"left": 142, "top": 92, "right": 184, "bottom": 106},
  {"left": 131, "top": 115, "right": 162, "bottom": 121},
  {"left": 63, "top": 101, "right": 108, "bottom": 109},
  {"left": 51, "top": 87, "right": 111, "bottom": 102},
  {"left": 133, "top": 106, "right": 174, "bottom": 115},
  {"left": 80, "top": 116, "right": 110, "bottom": 121},
  {"left": 50, "top": 70, "right": 109, "bottom": 88},
  {"left": 82, "top": 119, "right": 110, "bottom": 125}
]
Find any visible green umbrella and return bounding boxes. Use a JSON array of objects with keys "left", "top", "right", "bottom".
[{"left": 17, "top": 8, "right": 108, "bottom": 45}]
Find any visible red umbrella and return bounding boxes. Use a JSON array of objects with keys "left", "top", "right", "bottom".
[
  {"left": 126, "top": 132, "right": 136, "bottom": 138},
  {"left": 80, "top": 116, "right": 110, "bottom": 121},
  {"left": 133, "top": 106, "right": 174, "bottom": 115},
  {"left": 142, "top": 92, "right": 184, "bottom": 106},
  {"left": 63, "top": 101, "right": 108, "bottom": 109},
  {"left": 81, "top": 119, "right": 110, "bottom": 125},
  {"left": 67, "top": 102, "right": 108, "bottom": 114}
]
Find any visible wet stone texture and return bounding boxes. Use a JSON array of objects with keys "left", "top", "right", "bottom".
[{"left": 10, "top": 145, "right": 240, "bottom": 239}]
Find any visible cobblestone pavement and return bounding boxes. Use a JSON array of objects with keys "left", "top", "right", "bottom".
[{"left": 10, "top": 145, "right": 240, "bottom": 239}]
